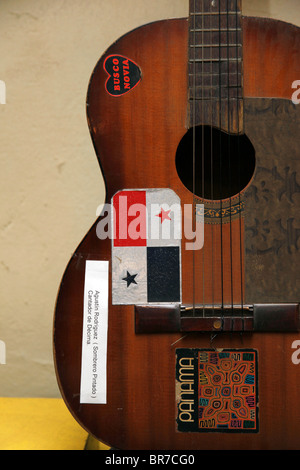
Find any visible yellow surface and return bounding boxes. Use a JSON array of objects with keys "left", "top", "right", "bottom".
[{"left": 0, "top": 397, "right": 109, "bottom": 450}]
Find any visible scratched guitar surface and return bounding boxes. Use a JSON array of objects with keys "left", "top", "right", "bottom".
[{"left": 244, "top": 99, "right": 300, "bottom": 303}]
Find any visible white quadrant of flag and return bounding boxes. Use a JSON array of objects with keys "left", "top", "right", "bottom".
[{"left": 111, "top": 188, "right": 182, "bottom": 305}]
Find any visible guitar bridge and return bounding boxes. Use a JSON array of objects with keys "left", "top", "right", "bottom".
[{"left": 134, "top": 303, "right": 300, "bottom": 334}]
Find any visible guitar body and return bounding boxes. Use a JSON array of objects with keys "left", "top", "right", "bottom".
[{"left": 53, "top": 15, "right": 300, "bottom": 450}]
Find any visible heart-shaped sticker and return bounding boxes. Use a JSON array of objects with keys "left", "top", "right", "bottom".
[{"left": 104, "top": 55, "right": 141, "bottom": 96}]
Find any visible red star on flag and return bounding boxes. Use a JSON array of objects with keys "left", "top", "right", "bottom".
[{"left": 156, "top": 208, "right": 171, "bottom": 223}]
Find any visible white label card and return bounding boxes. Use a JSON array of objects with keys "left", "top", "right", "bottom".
[{"left": 80, "top": 260, "right": 109, "bottom": 404}]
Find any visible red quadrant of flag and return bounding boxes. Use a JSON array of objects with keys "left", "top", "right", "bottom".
[{"left": 113, "top": 190, "right": 147, "bottom": 246}]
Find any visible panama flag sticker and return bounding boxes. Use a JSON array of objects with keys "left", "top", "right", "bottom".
[{"left": 111, "top": 189, "right": 182, "bottom": 305}]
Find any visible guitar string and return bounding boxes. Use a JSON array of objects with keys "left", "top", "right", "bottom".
[
  {"left": 231, "top": 0, "right": 235, "bottom": 332},
  {"left": 193, "top": 0, "right": 196, "bottom": 318},
  {"left": 201, "top": 0, "right": 205, "bottom": 318},
  {"left": 234, "top": 0, "right": 240, "bottom": 332},
  {"left": 236, "top": 0, "right": 245, "bottom": 333},
  {"left": 227, "top": 0, "right": 234, "bottom": 330},
  {"left": 228, "top": 0, "right": 242, "bottom": 332},
  {"left": 210, "top": 0, "right": 215, "bottom": 318},
  {"left": 218, "top": 0, "right": 224, "bottom": 325},
  {"left": 193, "top": 0, "right": 206, "bottom": 319},
  {"left": 232, "top": 0, "right": 244, "bottom": 333}
]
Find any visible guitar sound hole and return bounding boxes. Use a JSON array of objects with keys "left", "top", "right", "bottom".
[{"left": 175, "top": 126, "right": 256, "bottom": 200}]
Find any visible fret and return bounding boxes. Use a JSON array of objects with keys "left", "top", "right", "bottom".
[
  {"left": 190, "top": 0, "right": 241, "bottom": 14},
  {"left": 189, "top": 58, "right": 242, "bottom": 62},
  {"left": 190, "top": 28, "right": 242, "bottom": 32},
  {"left": 189, "top": 60, "right": 242, "bottom": 74},
  {"left": 194, "top": 85, "right": 242, "bottom": 88},
  {"left": 190, "top": 31, "right": 242, "bottom": 43},
  {"left": 189, "top": 72, "right": 242, "bottom": 76},
  {"left": 190, "top": 44, "right": 242, "bottom": 47},
  {"left": 189, "top": 83, "right": 243, "bottom": 96},
  {"left": 188, "top": 73, "right": 242, "bottom": 88},
  {"left": 189, "top": 34, "right": 242, "bottom": 51},
  {"left": 189, "top": 87, "right": 243, "bottom": 100},
  {"left": 189, "top": 97, "right": 243, "bottom": 101},
  {"left": 189, "top": 45, "right": 242, "bottom": 60},
  {"left": 191, "top": 14, "right": 241, "bottom": 28},
  {"left": 189, "top": 80, "right": 242, "bottom": 91},
  {"left": 190, "top": 12, "right": 241, "bottom": 15}
]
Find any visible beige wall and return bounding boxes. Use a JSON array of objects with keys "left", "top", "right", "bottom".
[{"left": 1, "top": 0, "right": 299, "bottom": 398}]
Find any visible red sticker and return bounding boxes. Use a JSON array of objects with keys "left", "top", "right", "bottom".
[
  {"left": 112, "top": 190, "right": 147, "bottom": 246},
  {"left": 104, "top": 55, "right": 141, "bottom": 96}
]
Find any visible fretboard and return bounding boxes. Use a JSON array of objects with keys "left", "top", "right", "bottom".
[{"left": 188, "top": 0, "right": 243, "bottom": 133}]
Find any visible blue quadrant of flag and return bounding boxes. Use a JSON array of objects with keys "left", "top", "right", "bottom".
[{"left": 147, "top": 246, "right": 180, "bottom": 302}]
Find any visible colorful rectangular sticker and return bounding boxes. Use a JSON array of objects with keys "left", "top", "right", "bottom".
[
  {"left": 176, "top": 348, "right": 259, "bottom": 433},
  {"left": 111, "top": 189, "right": 181, "bottom": 305}
]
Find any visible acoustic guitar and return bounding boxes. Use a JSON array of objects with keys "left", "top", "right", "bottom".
[{"left": 53, "top": 0, "right": 300, "bottom": 450}]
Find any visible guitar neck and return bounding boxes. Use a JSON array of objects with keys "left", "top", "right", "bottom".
[{"left": 188, "top": 0, "right": 243, "bottom": 132}]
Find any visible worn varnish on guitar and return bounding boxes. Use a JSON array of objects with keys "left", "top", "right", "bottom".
[{"left": 53, "top": 0, "right": 300, "bottom": 450}]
